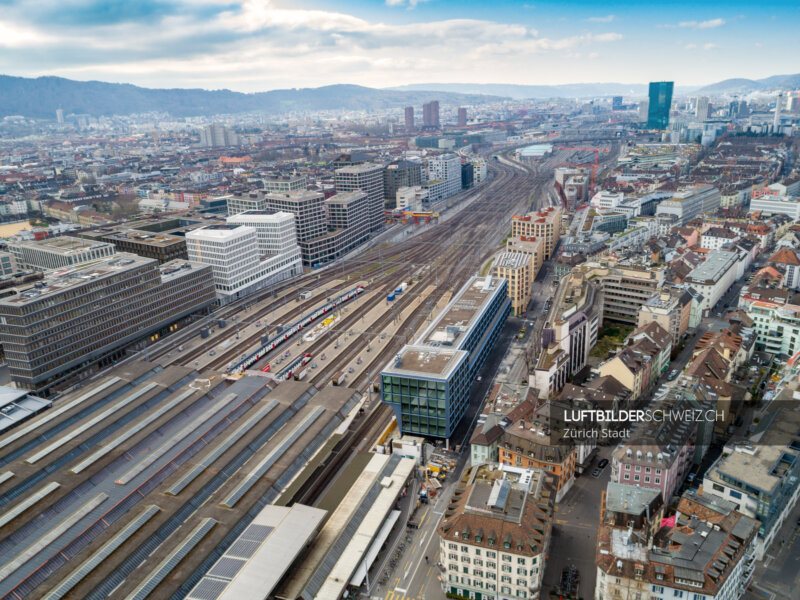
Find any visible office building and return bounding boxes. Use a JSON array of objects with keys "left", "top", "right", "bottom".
[
  {"left": 334, "top": 163, "right": 385, "bottom": 233},
  {"left": 695, "top": 95, "right": 711, "bottom": 121},
  {"left": 749, "top": 194, "right": 800, "bottom": 220},
  {"left": 427, "top": 153, "right": 463, "bottom": 201},
  {"left": 79, "top": 228, "right": 188, "bottom": 263},
  {"left": 226, "top": 210, "right": 300, "bottom": 257},
  {"left": 0, "top": 254, "right": 215, "bottom": 394},
  {"left": 262, "top": 173, "right": 307, "bottom": 193},
  {"left": 438, "top": 464, "right": 554, "bottom": 600},
  {"left": 381, "top": 275, "right": 511, "bottom": 438},
  {"left": 0, "top": 251, "right": 15, "bottom": 276},
  {"left": 577, "top": 260, "right": 666, "bottom": 325},
  {"left": 595, "top": 486, "right": 757, "bottom": 600},
  {"left": 7, "top": 236, "right": 116, "bottom": 271},
  {"left": 510, "top": 206, "right": 562, "bottom": 260},
  {"left": 55, "top": 108, "right": 64, "bottom": 124},
  {"left": 227, "top": 190, "right": 268, "bottom": 216},
  {"left": 646, "top": 81, "right": 673, "bottom": 129},
  {"left": 322, "top": 190, "right": 373, "bottom": 254},
  {"left": 423, "top": 100, "right": 440, "bottom": 129},
  {"left": 638, "top": 286, "right": 693, "bottom": 343},
  {"left": 404, "top": 106, "right": 414, "bottom": 130},
  {"left": 685, "top": 249, "right": 741, "bottom": 312},
  {"left": 457, "top": 107, "right": 467, "bottom": 127},
  {"left": 186, "top": 224, "right": 300, "bottom": 303},
  {"left": 383, "top": 160, "right": 422, "bottom": 203},
  {"left": 655, "top": 185, "right": 721, "bottom": 225},
  {"left": 264, "top": 190, "right": 327, "bottom": 264},
  {"left": 612, "top": 96, "right": 623, "bottom": 110},
  {"left": 198, "top": 123, "right": 240, "bottom": 148},
  {"left": 494, "top": 251, "right": 533, "bottom": 316},
  {"left": 703, "top": 409, "right": 800, "bottom": 558}
]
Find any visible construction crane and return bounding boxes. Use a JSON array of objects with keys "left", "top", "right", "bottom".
[{"left": 555, "top": 146, "right": 610, "bottom": 195}]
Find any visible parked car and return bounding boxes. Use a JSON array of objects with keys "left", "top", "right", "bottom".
[
  {"left": 597, "top": 458, "right": 609, "bottom": 469},
  {"left": 667, "top": 369, "right": 679, "bottom": 381},
  {"left": 591, "top": 468, "right": 602, "bottom": 478}
]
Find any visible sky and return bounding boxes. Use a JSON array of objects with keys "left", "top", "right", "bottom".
[{"left": 0, "top": 0, "right": 798, "bottom": 92}]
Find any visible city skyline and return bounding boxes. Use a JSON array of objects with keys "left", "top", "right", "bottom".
[{"left": 0, "top": 0, "right": 798, "bottom": 92}]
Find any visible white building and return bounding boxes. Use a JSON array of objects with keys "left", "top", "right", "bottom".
[
  {"left": 749, "top": 195, "right": 800, "bottom": 220},
  {"left": 427, "top": 153, "right": 462, "bottom": 200},
  {"left": 591, "top": 190, "right": 624, "bottom": 209},
  {"left": 471, "top": 158, "right": 488, "bottom": 185},
  {"left": 655, "top": 185, "right": 721, "bottom": 225},
  {"left": 396, "top": 186, "right": 429, "bottom": 212},
  {"left": 226, "top": 210, "right": 301, "bottom": 259},
  {"left": 684, "top": 249, "right": 741, "bottom": 312},
  {"left": 186, "top": 224, "right": 301, "bottom": 304},
  {"left": 701, "top": 226, "right": 739, "bottom": 250}
]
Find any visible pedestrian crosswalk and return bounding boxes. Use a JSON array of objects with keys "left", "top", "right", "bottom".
[{"left": 381, "top": 591, "right": 422, "bottom": 600}]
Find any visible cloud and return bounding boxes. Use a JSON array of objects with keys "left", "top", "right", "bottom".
[
  {"left": 587, "top": 15, "right": 615, "bottom": 23},
  {"left": 703, "top": 43, "right": 717, "bottom": 50},
  {"left": 662, "top": 18, "right": 725, "bottom": 29},
  {"left": 385, "top": 0, "right": 429, "bottom": 8},
  {"left": 684, "top": 43, "right": 697, "bottom": 49}
]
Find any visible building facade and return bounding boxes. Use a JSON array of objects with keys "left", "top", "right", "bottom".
[
  {"left": 647, "top": 81, "right": 674, "bottom": 129},
  {"left": 334, "top": 163, "right": 386, "bottom": 232},
  {"left": 510, "top": 207, "right": 563, "bottom": 260},
  {"left": 7, "top": 236, "right": 116, "bottom": 271}
]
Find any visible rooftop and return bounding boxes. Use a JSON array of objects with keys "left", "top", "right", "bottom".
[
  {"left": 381, "top": 345, "right": 466, "bottom": 379},
  {"left": 9, "top": 235, "right": 113, "bottom": 253},
  {"left": 686, "top": 249, "right": 738, "bottom": 285}
]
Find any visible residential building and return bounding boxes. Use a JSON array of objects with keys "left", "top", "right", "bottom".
[
  {"left": 494, "top": 251, "right": 533, "bottom": 317},
  {"left": 384, "top": 160, "right": 422, "bottom": 203},
  {"left": 582, "top": 260, "right": 666, "bottom": 325},
  {"left": 427, "top": 153, "right": 463, "bottom": 201},
  {"left": 637, "top": 287, "right": 693, "bottom": 343},
  {"left": 381, "top": 276, "right": 511, "bottom": 438},
  {"left": 655, "top": 185, "right": 721, "bottom": 225},
  {"left": 703, "top": 408, "right": 800, "bottom": 558},
  {"left": 511, "top": 207, "right": 563, "bottom": 260},
  {"left": 695, "top": 95, "right": 711, "bottom": 121},
  {"left": 422, "top": 100, "right": 440, "bottom": 129},
  {"left": 769, "top": 248, "right": 800, "bottom": 289},
  {"left": 595, "top": 486, "right": 758, "bottom": 600},
  {"left": 438, "top": 463, "right": 554, "bottom": 600},
  {"left": 7, "top": 236, "right": 116, "bottom": 271},
  {"left": 186, "top": 224, "right": 300, "bottom": 304},
  {"left": 334, "top": 163, "right": 385, "bottom": 232},
  {"left": 0, "top": 254, "right": 215, "bottom": 394},
  {"left": 404, "top": 106, "right": 414, "bottom": 130},
  {"left": 738, "top": 285, "right": 800, "bottom": 359},
  {"left": 701, "top": 226, "right": 739, "bottom": 250},
  {"left": 506, "top": 235, "right": 544, "bottom": 274},
  {"left": 647, "top": 81, "right": 674, "bottom": 129},
  {"left": 685, "top": 249, "right": 741, "bottom": 312},
  {"left": 611, "top": 381, "right": 717, "bottom": 500},
  {"left": 198, "top": 124, "right": 240, "bottom": 147}
]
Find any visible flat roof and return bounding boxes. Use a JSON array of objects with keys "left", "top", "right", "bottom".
[
  {"left": 102, "top": 228, "right": 185, "bottom": 247},
  {"left": 9, "top": 235, "right": 112, "bottom": 252},
  {"left": 334, "top": 163, "right": 382, "bottom": 174},
  {"left": 187, "top": 504, "right": 327, "bottom": 600},
  {"left": 418, "top": 275, "right": 504, "bottom": 347},
  {"left": 0, "top": 253, "right": 156, "bottom": 307},
  {"left": 496, "top": 251, "right": 529, "bottom": 270},
  {"left": 381, "top": 345, "right": 467, "bottom": 379},
  {"left": 686, "top": 249, "right": 738, "bottom": 284}
]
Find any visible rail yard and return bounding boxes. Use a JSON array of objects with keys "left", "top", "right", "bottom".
[{"left": 0, "top": 147, "right": 605, "bottom": 600}]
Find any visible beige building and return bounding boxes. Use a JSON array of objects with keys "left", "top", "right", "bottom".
[
  {"left": 637, "top": 286, "right": 693, "bottom": 342},
  {"left": 579, "top": 259, "right": 666, "bottom": 325},
  {"left": 494, "top": 251, "right": 533, "bottom": 316},
  {"left": 510, "top": 206, "right": 562, "bottom": 260},
  {"left": 506, "top": 235, "right": 544, "bottom": 274},
  {"left": 438, "top": 463, "right": 555, "bottom": 600}
]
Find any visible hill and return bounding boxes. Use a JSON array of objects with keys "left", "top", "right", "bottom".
[
  {"left": 0, "top": 76, "right": 505, "bottom": 119},
  {"left": 695, "top": 73, "right": 800, "bottom": 94}
]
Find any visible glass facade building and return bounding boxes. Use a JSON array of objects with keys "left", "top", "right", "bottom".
[
  {"left": 380, "top": 276, "right": 511, "bottom": 438},
  {"left": 647, "top": 81, "right": 674, "bottom": 130}
]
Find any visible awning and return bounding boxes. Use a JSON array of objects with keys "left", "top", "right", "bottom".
[{"left": 349, "top": 510, "right": 402, "bottom": 587}]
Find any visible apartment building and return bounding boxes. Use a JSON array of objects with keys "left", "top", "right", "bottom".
[
  {"left": 383, "top": 160, "right": 422, "bottom": 203},
  {"left": 511, "top": 207, "right": 563, "bottom": 260},
  {"left": 703, "top": 409, "right": 800, "bottom": 558},
  {"left": 701, "top": 226, "right": 739, "bottom": 250},
  {"left": 581, "top": 260, "right": 666, "bottom": 325},
  {"left": 506, "top": 236, "right": 544, "bottom": 274},
  {"left": 0, "top": 254, "right": 215, "bottom": 394},
  {"left": 427, "top": 153, "right": 462, "bottom": 201},
  {"left": 595, "top": 487, "right": 758, "bottom": 600},
  {"left": 638, "top": 287, "right": 693, "bottom": 343},
  {"left": 7, "top": 236, "right": 116, "bottom": 270},
  {"left": 438, "top": 464, "right": 554, "bottom": 600},
  {"left": 334, "top": 163, "right": 385, "bottom": 232},
  {"left": 494, "top": 251, "right": 533, "bottom": 316}
]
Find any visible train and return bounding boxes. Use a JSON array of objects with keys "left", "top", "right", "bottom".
[
  {"left": 229, "top": 285, "right": 366, "bottom": 374},
  {"left": 275, "top": 353, "right": 312, "bottom": 381}
]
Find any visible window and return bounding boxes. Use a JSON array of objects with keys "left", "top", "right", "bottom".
[{"left": 729, "top": 490, "right": 743, "bottom": 500}]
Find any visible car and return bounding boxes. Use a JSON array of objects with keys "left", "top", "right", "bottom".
[
  {"left": 591, "top": 468, "right": 602, "bottom": 478},
  {"left": 667, "top": 369, "right": 679, "bottom": 381},
  {"left": 597, "top": 458, "right": 609, "bottom": 469},
  {"left": 687, "top": 473, "right": 696, "bottom": 483}
]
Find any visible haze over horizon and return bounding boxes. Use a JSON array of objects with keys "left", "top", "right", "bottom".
[{"left": 1, "top": 0, "right": 798, "bottom": 92}]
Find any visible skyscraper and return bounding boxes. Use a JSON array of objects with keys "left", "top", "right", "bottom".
[
  {"left": 612, "top": 96, "right": 623, "bottom": 110},
  {"left": 55, "top": 108, "right": 64, "bottom": 124},
  {"left": 457, "top": 107, "right": 467, "bottom": 127},
  {"left": 646, "top": 81, "right": 673, "bottom": 129},
  {"left": 404, "top": 106, "right": 414, "bottom": 131},
  {"left": 695, "top": 96, "right": 710, "bottom": 121},
  {"left": 774, "top": 92, "right": 784, "bottom": 131},
  {"left": 422, "top": 100, "right": 440, "bottom": 129}
]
